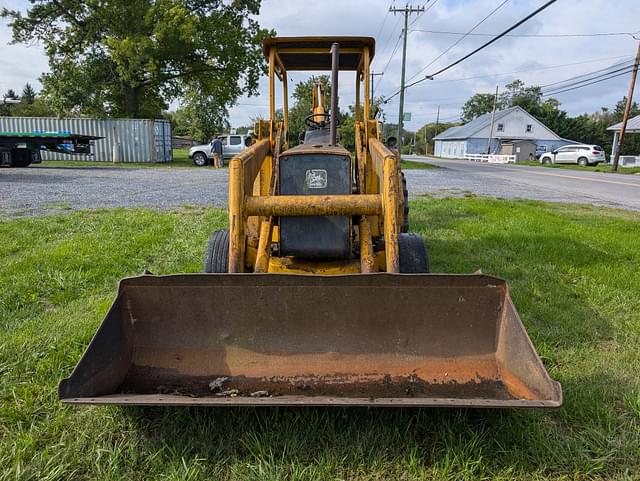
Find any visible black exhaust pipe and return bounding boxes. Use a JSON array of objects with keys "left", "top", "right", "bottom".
[{"left": 330, "top": 42, "right": 339, "bottom": 146}]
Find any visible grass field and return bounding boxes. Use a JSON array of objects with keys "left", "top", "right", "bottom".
[
  {"left": 515, "top": 160, "right": 640, "bottom": 175},
  {"left": 399, "top": 159, "right": 438, "bottom": 169},
  {"left": 1, "top": 198, "right": 639, "bottom": 480}
]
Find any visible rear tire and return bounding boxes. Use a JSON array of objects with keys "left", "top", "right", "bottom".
[
  {"left": 204, "top": 229, "right": 229, "bottom": 273},
  {"left": 577, "top": 157, "right": 588, "bottom": 166},
  {"left": 400, "top": 171, "right": 409, "bottom": 233},
  {"left": 398, "top": 233, "right": 429, "bottom": 273},
  {"left": 192, "top": 152, "right": 208, "bottom": 167}
]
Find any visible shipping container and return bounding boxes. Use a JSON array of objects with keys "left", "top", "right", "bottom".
[{"left": 0, "top": 117, "right": 172, "bottom": 163}]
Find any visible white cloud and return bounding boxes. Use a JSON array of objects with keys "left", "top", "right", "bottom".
[{"left": 2, "top": 0, "right": 639, "bottom": 129}]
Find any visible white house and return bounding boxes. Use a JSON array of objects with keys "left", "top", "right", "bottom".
[{"left": 434, "top": 106, "right": 575, "bottom": 159}]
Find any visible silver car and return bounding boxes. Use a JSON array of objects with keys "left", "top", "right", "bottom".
[
  {"left": 540, "top": 144, "right": 606, "bottom": 166},
  {"left": 189, "top": 134, "right": 253, "bottom": 166}
]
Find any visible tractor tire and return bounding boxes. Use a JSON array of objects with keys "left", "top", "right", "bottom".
[
  {"left": 204, "top": 229, "right": 229, "bottom": 273},
  {"left": 400, "top": 171, "right": 409, "bottom": 233},
  {"left": 398, "top": 233, "right": 429, "bottom": 273},
  {"left": 192, "top": 152, "right": 209, "bottom": 167}
]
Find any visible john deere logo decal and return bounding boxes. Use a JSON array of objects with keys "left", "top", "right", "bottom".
[{"left": 305, "top": 169, "right": 327, "bottom": 189}]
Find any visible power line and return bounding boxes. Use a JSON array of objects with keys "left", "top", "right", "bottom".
[
  {"left": 409, "top": 29, "right": 638, "bottom": 38},
  {"left": 405, "top": 0, "right": 511, "bottom": 84},
  {"left": 374, "top": 5, "right": 392, "bottom": 40},
  {"left": 382, "top": 55, "right": 634, "bottom": 105},
  {"left": 378, "top": 32, "right": 404, "bottom": 76},
  {"left": 543, "top": 69, "right": 634, "bottom": 96},
  {"left": 539, "top": 61, "right": 634, "bottom": 89},
  {"left": 430, "top": 55, "right": 634, "bottom": 84},
  {"left": 373, "top": 11, "right": 403, "bottom": 69},
  {"left": 387, "top": 0, "right": 560, "bottom": 99},
  {"left": 408, "top": 0, "right": 440, "bottom": 27}
]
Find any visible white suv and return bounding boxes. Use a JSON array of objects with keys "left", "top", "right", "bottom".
[{"left": 540, "top": 144, "right": 606, "bottom": 166}]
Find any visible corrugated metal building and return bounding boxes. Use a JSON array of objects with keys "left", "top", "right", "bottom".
[
  {"left": 0, "top": 117, "right": 172, "bottom": 163},
  {"left": 434, "top": 106, "right": 575, "bottom": 159}
]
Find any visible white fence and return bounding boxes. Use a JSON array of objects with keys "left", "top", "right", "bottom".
[
  {"left": 464, "top": 154, "right": 516, "bottom": 164},
  {"left": 464, "top": 153, "right": 516, "bottom": 164},
  {"left": 620, "top": 155, "right": 640, "bottom": 167}
]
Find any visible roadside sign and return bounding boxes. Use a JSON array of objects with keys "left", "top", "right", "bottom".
[{"left": 403, "top": 112, "right": 412, "bottom": 122}]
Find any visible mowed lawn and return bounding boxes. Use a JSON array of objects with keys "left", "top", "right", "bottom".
[{"left": 1, "top": 198, "right": 639, "bottom": 480}]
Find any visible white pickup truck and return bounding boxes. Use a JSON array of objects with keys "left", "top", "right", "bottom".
[{"left": 188, "top": 134, "right": 253, "bottom": 166}]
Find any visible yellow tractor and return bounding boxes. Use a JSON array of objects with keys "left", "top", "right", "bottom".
[{"left": 59, "top": 37, "right": 562, "bottom": 407}]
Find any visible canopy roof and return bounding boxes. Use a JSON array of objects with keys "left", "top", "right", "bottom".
[
  {"left": 263, "top": 36, "right": 375, "bottom": 71},
  {"left": 607, "top": 114, "right": 640, "bottom": 133}
]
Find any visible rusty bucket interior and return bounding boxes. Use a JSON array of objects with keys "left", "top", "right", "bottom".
[{"left": 59, "top": 274, "right": 562, "bottom": 407}]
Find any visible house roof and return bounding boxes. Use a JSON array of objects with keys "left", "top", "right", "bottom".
[
  {"left": 607, "top": 114, "right": 640, "bottom": 133},
  {"left": 434, "top": 107, "right": 521, "bottom": 140},
  {"left": 433, "top": 106, "right": 567, "bottom": 141}
]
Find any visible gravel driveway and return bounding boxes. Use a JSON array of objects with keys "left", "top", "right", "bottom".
[
  {"left": 2, "top": 159, "right": 639, "bottom": 217},
  {"left": 1, "top": 166, "right": 230, "bottom": 216}
]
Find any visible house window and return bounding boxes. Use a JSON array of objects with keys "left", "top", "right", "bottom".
[
  {"left": 497, "top": 123, "right": 504, "bottom": 132},
  {"left": 526, "top": 124, "right": 532, "bottom": 133}
]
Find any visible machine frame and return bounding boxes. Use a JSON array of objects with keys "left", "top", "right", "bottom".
[{"left": 227, "top": 36, "right": 403, "bottom": 274}]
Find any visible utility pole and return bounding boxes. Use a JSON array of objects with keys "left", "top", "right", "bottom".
[
  {"left": 370, "top": 72, "right": 384, "bottom": 99},
  {"left": 390, "top": 4, "right": 424, "bottom": 151},
  {"left": 423, "top": 122, "right": 427, "bottom": 154},
  {"left": 486, "top": 85, "right": 499, "bottom": 155},
  {"left": 612, "top": 40, "right": 640, "bottom": 172},
  {"left": 434, "top": 105, "right": 440, "bottom": 156}
]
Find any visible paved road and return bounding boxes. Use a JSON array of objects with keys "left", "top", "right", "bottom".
[
  {"left": 2, "top": 158, "right": 639, "bottom": 217},
  {"left": 404, "top": 156, "right": 640, "bottom": 211}
]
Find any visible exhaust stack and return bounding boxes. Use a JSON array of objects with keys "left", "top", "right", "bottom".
[{"left": 330, "top": 42, "right": 339, "bottom": 146}]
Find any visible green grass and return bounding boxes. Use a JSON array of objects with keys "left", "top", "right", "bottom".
[
  {"left": 516, "top": 160, "right": 640, "bottom": 175},
  {"left": 400, "top": 160, "right": 439, "bottom": 170},
  {"left": 1, "top": 199, "right": 639, "bottom": 480}
]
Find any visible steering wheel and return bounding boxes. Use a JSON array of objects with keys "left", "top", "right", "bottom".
[{"left": 305, "top": 113, "right": 330, "bottom": 129}]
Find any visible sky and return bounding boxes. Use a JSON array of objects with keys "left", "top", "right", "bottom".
[{"left": 1, "top": 0, "right": 639, "bottom": 131}]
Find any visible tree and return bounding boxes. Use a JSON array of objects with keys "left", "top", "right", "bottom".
[
  {"left": 2, "top": 1, "right": 273, "bottom": 118},
  {"left": 337, "top": 97, "right": 385, "bottom": 151},
  {"left": 3, "top": 89, "right": 18, "bottom": 100},
  {"left": 461, "top": 93, "right": 503, "bottom": 122},
  {"left": 173, "top": 83, "right": 230, "bottom": 142},
  {"left": 21, "top": 83, "right": 36, "bottom": 104},
  {"left": 613, "top": 97, "right": 640, "bottom": 122}
]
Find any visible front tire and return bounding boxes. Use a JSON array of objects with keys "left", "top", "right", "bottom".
[
  {"left": 541, "top": 156, "right": 552, "bottom": 164},
  {"left": 400, "top": 171, "right": 409, "bottom": 233},
  {"left": 204, "top": 229, "right": 229, "bottom": 273},
  {"left": 192, "top": 152, "right": 209, "bottom": 167},
  {"left": 398, "top": 233, "right": 429, "bottom": 273}
]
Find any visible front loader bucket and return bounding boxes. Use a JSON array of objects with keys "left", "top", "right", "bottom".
[{"left": 59, "top": 274, "right": 562, "bottom": 407}]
